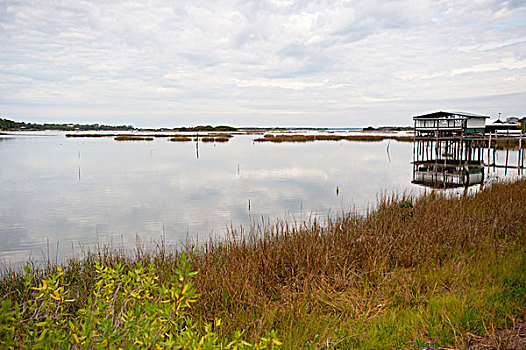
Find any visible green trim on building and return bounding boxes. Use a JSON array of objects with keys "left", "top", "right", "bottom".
[{"left": 465, "top": 128, "right": 485, "bottom": 134}]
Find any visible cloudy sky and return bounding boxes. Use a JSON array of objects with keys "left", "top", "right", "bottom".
[{"left": 1, "top": 0, "right": 525, "bottom": 128}]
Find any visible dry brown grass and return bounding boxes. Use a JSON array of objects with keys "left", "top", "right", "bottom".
[
  {"left": 66, "top": 133, "right": 117, "bottom": 137},
  {"left": 460, "top": 318, "right": 526, "bottom": 350},
  {"left": 68, "top": 133, "right": 199, "bottom": 138},
  {"left": 392, "top": 135, "right": 414, "bottom": 142},
  {"left": 114, "top": 136, "right": 154, "bottom": 141},
  {"left": 254, "top": 134, "right": 415, "bottom": 143},
  {"left": 1, "top": 179, "right": 525, "bottom": 348},
  {"left": 181, "top": 179, "right": 525, "bottom": 344},
  {"left": 169, "top": 136, "right": 192, "bottom": 142},
  {"left": 254, "top": 134, "right": 317, "bottom": 142},
  {"left": 200, "top": 136, "right": 231, "bottom": 143}
]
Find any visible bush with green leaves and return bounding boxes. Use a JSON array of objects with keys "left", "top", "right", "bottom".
[{"left": 0, "top": 253, "right": 282, "bottom": 349}]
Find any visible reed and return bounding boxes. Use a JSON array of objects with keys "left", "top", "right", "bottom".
[
  {"left": 185, "top": 180, "right": 526, "bottom": 348},
  {"left": 254, "top": 134, "right": 316, "bottom": 142},
  {"left": 1, "top": 180, "right": 525, "bottom": 348},
  {"left": 67, "top": 133, "right": 197, "bottom": 138},
  {"left": 493, "top": 138, "right": 521, "bottom": 148},
  {"left": 344, "top": 135, "right": 385, "bottom": 142},
  {"left": 169, "top": 136, "right": 192, "bottom": 142},
  {"left": 313, "top": 135, "right": 345, "bottom": 141},
  {"left": 213, "top": 137, "right": 231, "bottom": 142},
  {"left": 114, "top": 136, "right": 154, "bottom": 141},
  {"left": 206, "top": 133, "right": 234, "bottom": 138},
  {"left": 254, "top": 134, "right": 415, "bottom": 143},
  {"left": 201, "top": 137, "right": 231, "bottom": 143},
  {"left": 392, "top": 135, "right": 414, "bottom": 142},
  {"left": 66, "top": 133, "right": 117, "bottom": 137}
]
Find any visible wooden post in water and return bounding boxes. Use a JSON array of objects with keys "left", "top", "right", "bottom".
[
  {"left": 517, "top": 135, "right": 522, "bottom": 175},
  {"left": 469, "top": 140, "right": 472, "bottom": 161},
  {"left": 521, "top": 137, "right": 526, "bottom": 170},
  {"left": 195, "top": 135, "right": 199, "bottom": 159},
  {"left": 461, "top": 139, "right": 465, "bottom": 161},
  {"left": 521, "top": 147, "right": 524, "bottom": 175},
  {"left": 519, "top": 136, "right": 523, "bottom": 175},
  {"left": 487, "top": 134, "right": 492, "bottom": 167},
  {"left": 505, "top": 148, "right": 509, "bottom": 176},
  {"left": 493, "top": 140, "right": 496, "bottom": 170}
]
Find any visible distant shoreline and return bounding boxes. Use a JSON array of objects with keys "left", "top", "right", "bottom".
[{"left": 0, "top": 117, "right": 412, "bottom": 133}]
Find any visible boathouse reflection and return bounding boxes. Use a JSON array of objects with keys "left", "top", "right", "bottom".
[
  {"left": 412, "top": 159, "right": 484, "bottom": 189},
  {"left": 410, "top": 137, "right": 526, "bottom": 189},
  {"left": 411, "top": 136, "right": 486, "bottom": 189}
]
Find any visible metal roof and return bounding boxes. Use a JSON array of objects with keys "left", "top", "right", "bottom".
[{"left": 413, "top": 111, "right": 490, "bottom": 119}]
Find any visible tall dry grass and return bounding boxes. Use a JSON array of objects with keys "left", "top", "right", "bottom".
[
  {"left": 1, "top": 179, "right": 525, "bottom": 348},
  {"left": 186, "top": 180, "right": 525, "bottom": 339}
]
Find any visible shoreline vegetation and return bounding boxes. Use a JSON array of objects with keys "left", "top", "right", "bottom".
[
  {"left": 60, "top": 132, "right": 521, "bottom": 148},
  {"left": 61, "top": 132, "right": 415, "bottom": 144},
  {"left": 62, "top": 132, "right": 414, "bottom": 143},
  {"left": 1, "top": 180, "right": 525, "bottom": 348},
  {"left": 1, "top": 117, "right": 411, "bottom": 134},
  {"left": 114, "top": 135, "right": 154, "bottom": 141},
  {"left": 254, "top": 134, "right": 414, "bottom": 143}
]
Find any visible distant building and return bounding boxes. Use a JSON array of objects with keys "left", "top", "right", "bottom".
[
  {"left": 413, "top": 111, "right": 489, "bottom": 137},
  {"left": 485, "top": 118, "right": 521, "bottom": 135}
]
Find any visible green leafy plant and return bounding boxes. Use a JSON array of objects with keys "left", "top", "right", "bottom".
[
  {"left": 399, "top": 200, "right": 414, "bottom": 220},
  {"left": 0, "top": 254, "right": 282, "bottom": 349}
]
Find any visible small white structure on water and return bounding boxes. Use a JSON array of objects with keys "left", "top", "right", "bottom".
[{"left": 413, "top": 111, "right": 489, "bottom": 137}]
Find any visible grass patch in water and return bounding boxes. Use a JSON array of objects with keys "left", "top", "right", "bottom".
[
  {"left": 254, "top": 134, "right": 414, "bottom": 143},
  {"left": 201, "top": 137, "right": 231, "bottom": 143},
  {"left": 169, "top": 136, "right": 192, "bottom": 142},
  {"left": 66, "top": 133, "right": 117, "bottom": 137},
  {"left": 114, "top": 135, "right": 154, "bottom": 141}
]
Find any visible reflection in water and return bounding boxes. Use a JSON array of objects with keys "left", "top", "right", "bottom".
[
  {"left": 412, "top": 160, "right": 484, "bottom": 189},
  {"left": 0, "top": 133, "right": 418, "bottom": 264},
  {"left": 411, "top": 137, "right": 524, "bottom": 189}
]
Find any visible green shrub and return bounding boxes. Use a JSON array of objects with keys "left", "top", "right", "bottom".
[{"left": 0, "top": 253, "right": 281, "bottom": 349}]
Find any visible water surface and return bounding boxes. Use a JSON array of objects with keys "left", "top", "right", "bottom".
[{"left": 0, "top": 132, "right": 521, "bottom": 264}]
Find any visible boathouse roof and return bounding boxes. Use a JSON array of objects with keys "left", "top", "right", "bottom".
[{"left": 413, "top": 111, "right": 490, "bottom": 119}]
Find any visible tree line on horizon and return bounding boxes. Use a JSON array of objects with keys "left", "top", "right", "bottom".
[
  {"left": 0, "top": 118, "right": 134, "bottom": 131},
  {"left": 1, "top": 117, "right": 417, "bottom": 132},
  {"left": 0, "top": 118, "right": 238, "bottom": 132}
]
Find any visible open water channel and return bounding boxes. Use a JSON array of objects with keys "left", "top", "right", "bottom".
[{"left": 0, "top": 131, "right": 522, "bottom": 264}]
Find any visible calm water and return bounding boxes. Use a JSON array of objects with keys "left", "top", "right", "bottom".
[{"left": 0, "top": 131, "right": 521, "bottom": 264}]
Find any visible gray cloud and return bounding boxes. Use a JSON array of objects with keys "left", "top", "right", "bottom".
[{"left": 1, "top": 0, "right": 525, "bottom": 127}]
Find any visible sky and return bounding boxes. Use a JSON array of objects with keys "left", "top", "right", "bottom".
[{"left": 1, "top": 0, "right": 525, "bottom": 128}]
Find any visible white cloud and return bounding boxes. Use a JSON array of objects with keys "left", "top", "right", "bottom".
[
  {"left": 1, "top": 0, "right": 526, "bottom": 127},
  {"left": 231, "top": 77, "right": 326, "bottom": 90},
  {"left": 451, "top": 57, "right": 526, "bottom": 75}
]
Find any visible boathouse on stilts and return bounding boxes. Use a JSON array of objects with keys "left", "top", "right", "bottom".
[{"left": 411, "top": 111, "right": 525, "bottom": 189}]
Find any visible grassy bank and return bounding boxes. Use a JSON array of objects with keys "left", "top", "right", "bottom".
[{"left": 1, "top": 180, "right": 525, "bottom": 348}]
